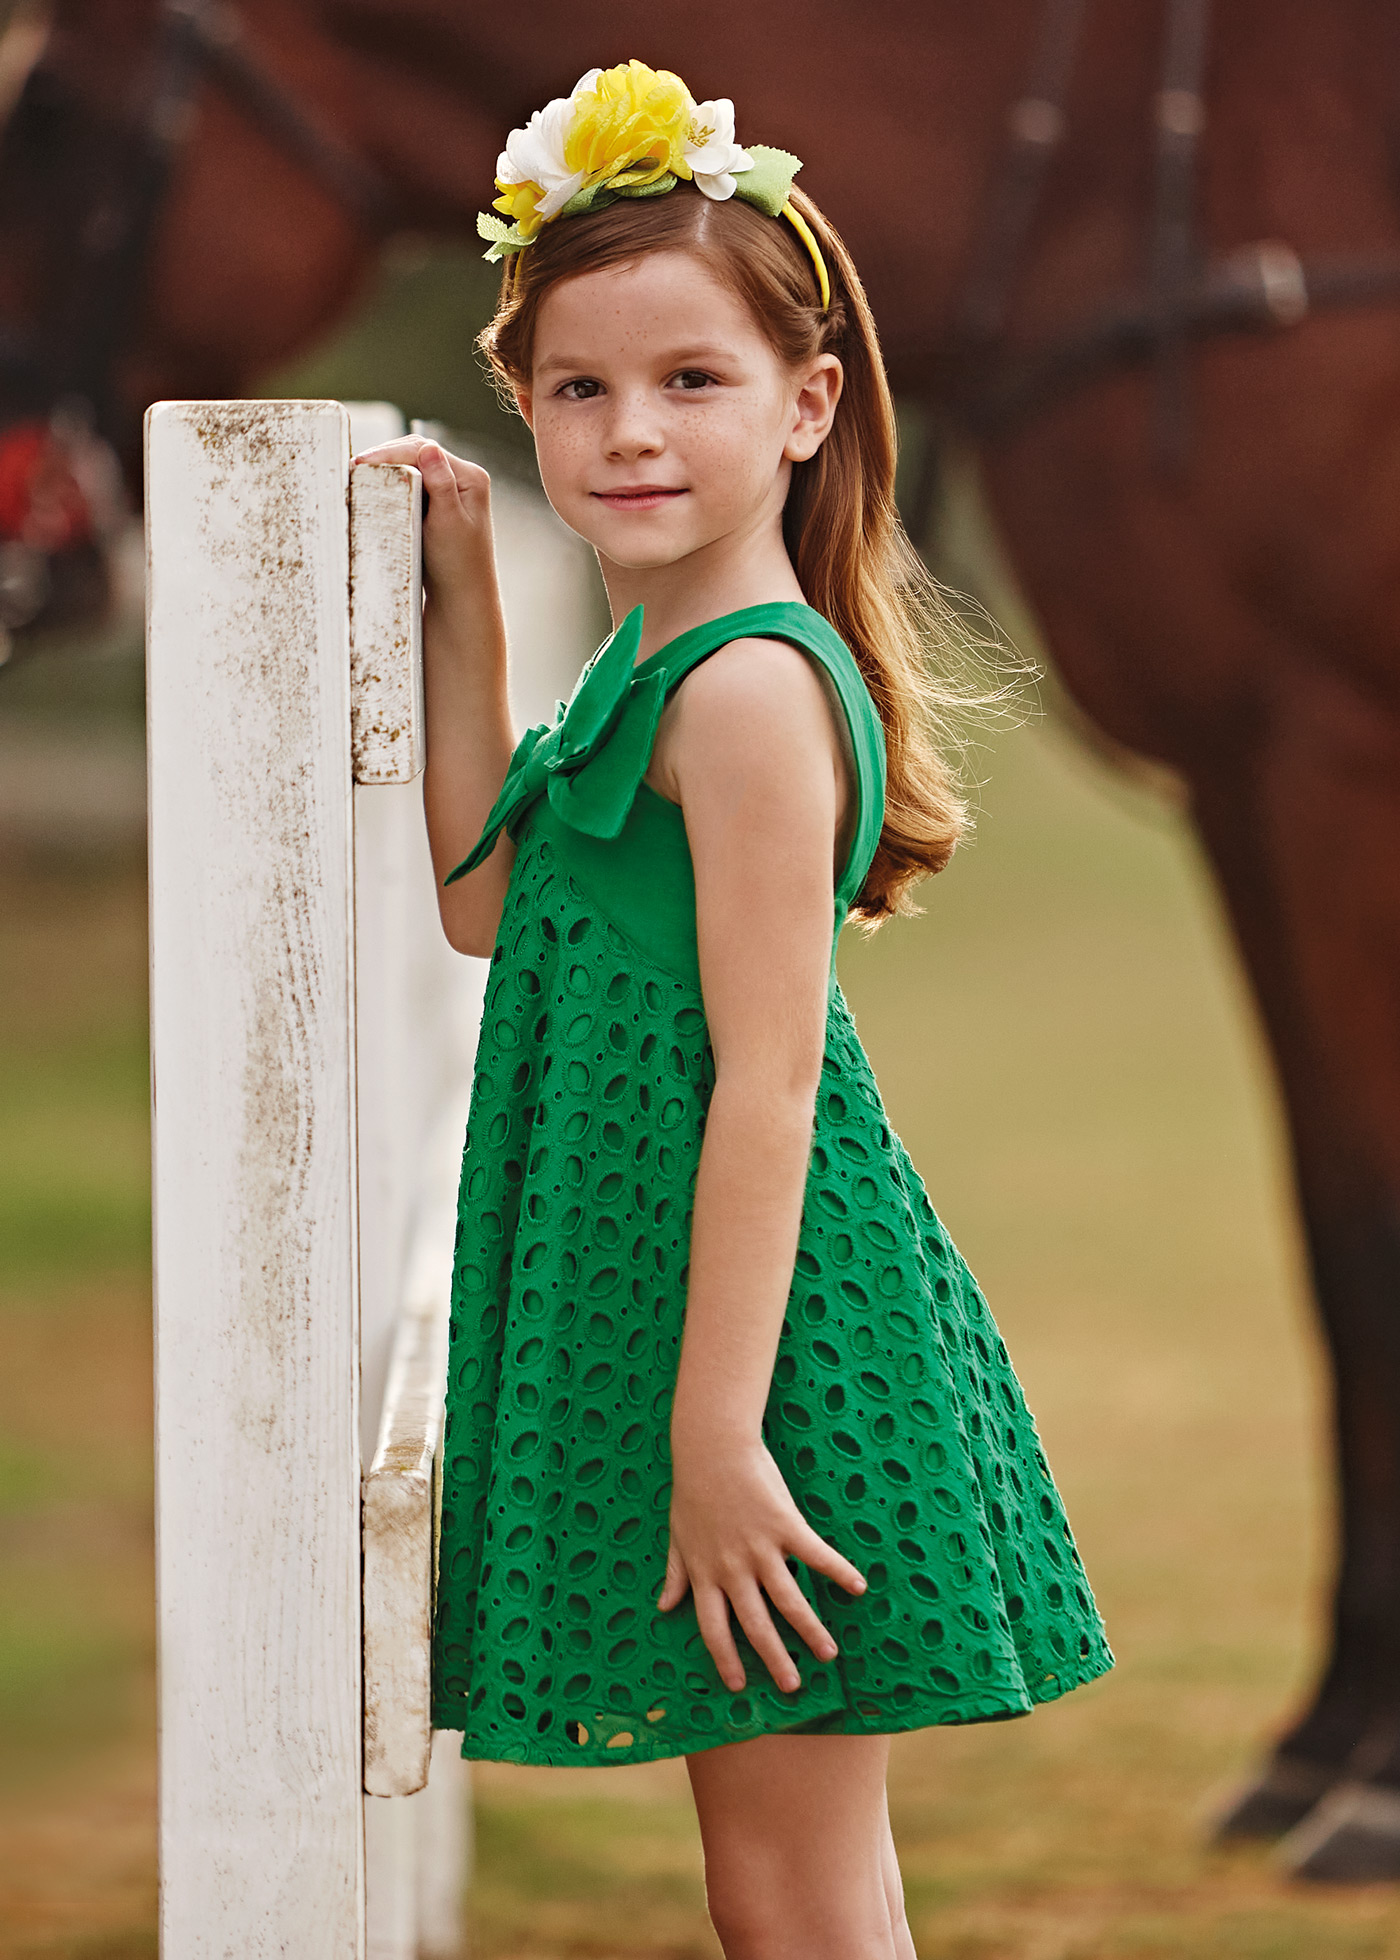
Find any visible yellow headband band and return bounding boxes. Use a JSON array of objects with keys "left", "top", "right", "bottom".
[{"left": 780, "top": 199, "right": 831, "bottom": 311}]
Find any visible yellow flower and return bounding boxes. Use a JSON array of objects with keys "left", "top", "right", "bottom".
[
  {"left": 493, "top": 177, "right": 546, "bottom": 239},
  {"left": 563, "top": 60, "right": 693, "bottom": 193}
]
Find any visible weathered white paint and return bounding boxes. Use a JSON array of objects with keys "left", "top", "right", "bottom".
[
  {"left": 353, "top": 778, "right": 482, "bottom": 1464},
  {"left": 365, "top": 1795, "right": 420, "bottom": 1960},
  {"left": 349, "top": 461, "right": 424, "bottom": 786},
  {"left": 350, "top": 405, "right": 478, "bottom": 1960},
  {"left": 151, "top": 398, "right": 594, "bottom": 1957},
  {"left": 147, "top": 398, "right": 363, "bottom": 1957},
  {"left": 363, "top": 1090, "right": 468, "bottom": 1795},
  {"left": 416, "top": 1735, "right": 474, "bottom": 1957},
  {"left": 364, "top": 1738, "right": 473, "bottom": 1960}
]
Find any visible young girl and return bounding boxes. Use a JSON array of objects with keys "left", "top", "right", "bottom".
[{"left": 358, "top": 60, "right": 1112, "bottom": 1959}]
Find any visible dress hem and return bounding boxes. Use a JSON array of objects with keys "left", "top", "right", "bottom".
[{"left": 430, "top": 1645, "right": 1114, "bottom": 1770}]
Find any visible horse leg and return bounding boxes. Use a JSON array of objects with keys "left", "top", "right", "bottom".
[{"left": 1186, "top": 671, "right": 1400, "bottom": 1875}]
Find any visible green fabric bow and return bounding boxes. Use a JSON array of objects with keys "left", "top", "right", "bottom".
[
  {"left": 443, "top": 606, "right": 665, "bottom": 884},
  {"left": 478, "top": 145, "right": 803, "bottom": 262}
]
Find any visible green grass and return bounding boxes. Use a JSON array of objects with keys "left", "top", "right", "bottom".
[
  {"left": 0, "top": 865, "right": 155, "bottom": 1956},
  {"left": 0, "top": 887, "right": 150, "bottom": 1289}
]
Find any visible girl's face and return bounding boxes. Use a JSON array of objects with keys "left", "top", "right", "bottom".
[{"left": 516, "top": 250, "right": 841, "bottom": 574}]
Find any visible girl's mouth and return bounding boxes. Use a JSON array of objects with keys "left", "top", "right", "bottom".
[{"left": 592, "top": 486, "right": 688, "bottom": 511}]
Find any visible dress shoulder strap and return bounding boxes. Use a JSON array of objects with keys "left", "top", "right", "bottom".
[{"left": 652, "top": 602, "right": 888, "bottom": 918}]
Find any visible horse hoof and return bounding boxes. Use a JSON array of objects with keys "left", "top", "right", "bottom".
[
  {"left": 1279, "top": 1781, "right": 1400, "bottom": 1882},
  {"left": 1213, "top": 1755, "right": 1341, "bottom": 1841}
]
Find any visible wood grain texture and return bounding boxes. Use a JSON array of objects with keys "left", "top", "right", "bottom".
[{"left": 147, "top": 399, "right": 363, "bottom": 1956}]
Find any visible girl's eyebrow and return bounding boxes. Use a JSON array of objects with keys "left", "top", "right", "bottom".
[{"left": 535, "top": 342, "right": 740, "bottom": 374}]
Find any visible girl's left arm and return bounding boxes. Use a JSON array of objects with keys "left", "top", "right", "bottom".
[{"left": 656, "top": 637, "right": 869, "bottom": 1695}]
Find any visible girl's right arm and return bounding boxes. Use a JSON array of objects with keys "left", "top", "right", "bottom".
[{"left": 352, "top": 437, "right": 518, "bottom": 957}]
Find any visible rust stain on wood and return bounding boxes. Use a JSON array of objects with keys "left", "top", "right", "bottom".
[{"left": 349, "top": 462, "right": 424, "bottom": 786}]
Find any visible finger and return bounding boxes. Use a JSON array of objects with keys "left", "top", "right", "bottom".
[
  {"left": 417, "top": 444, "right": 492, "bottom": 514},
  {"left": 436, "top": 448, "right": 491, "bottom": 492},
  {"left": 761, "top": 1560, "right": 840, "bottom": 1663},
  {"left": 352, "top": 438, "right": 488, "bottom": 507},
  {"left": 728, "top": 1578, "right": 802, "bottom": 1695},
  {"left": 655, "top": 1543, "right": 691, "bottom": 1613},
  {"left": 694, "top": 1583, "right": 747, "bottom": 1693},
  {"left": 350, "top": 435, "right": 430, "bottom": 466},
  {"left": 794, "top": 1525, "right": 867, "bottom": 1597},
  {"left": 416, "top": 442, "right": 458, "bottom": 491}
]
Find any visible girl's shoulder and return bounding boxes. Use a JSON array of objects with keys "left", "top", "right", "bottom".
[
  {"left": 645, "top": 606, "right": 887, "bottom": 905},
  {"left": 650, "top": 603, "right": 883, "bottom": 767},
  {"left": 651, "top": 630, "right": 848, "bottom": 791},
  {"left": 664, "top": 628, "right": 838, "bottom": 717}
]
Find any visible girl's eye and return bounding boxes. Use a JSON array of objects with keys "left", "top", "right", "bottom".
[
  {"left": 558, "top": 377, "right": 604, "bottom": 401},
  {"left": 670, "top": 370, "right": 715, "bottom": 391}
]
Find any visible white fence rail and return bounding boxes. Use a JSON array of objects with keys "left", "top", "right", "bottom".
[{"left": 146, "top": 398, "right": 592, "bottom": 1957}]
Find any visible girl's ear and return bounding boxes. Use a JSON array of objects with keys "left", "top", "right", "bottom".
[
  {"left": 514, "top": 384, "right": 536, "bottom": 431},
  {"left": 784, "top": 355, "right": 843, "bottom": 464}
]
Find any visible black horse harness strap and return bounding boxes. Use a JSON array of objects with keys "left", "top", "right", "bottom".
[{"left": 950, "top": 0, "right": 1400, "bottom": 457}]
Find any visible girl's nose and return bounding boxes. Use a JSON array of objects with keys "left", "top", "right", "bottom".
[{"left": 603, "top": 393, "right": 663, "bottom": 460}]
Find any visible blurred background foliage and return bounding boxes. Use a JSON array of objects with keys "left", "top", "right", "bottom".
[{"left": 5, "top": 239, "right": 1400, "bottom": 1958}]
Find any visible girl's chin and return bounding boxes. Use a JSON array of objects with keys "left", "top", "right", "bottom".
[
  {"left": 576, "top": 523, "right": 711, "bottom": 571},
  {"left": 596, "top": 545, "right": 701, "bottom": 572}
]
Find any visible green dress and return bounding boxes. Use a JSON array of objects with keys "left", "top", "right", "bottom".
[{"left": 430, "top": 601, "right": 1112, "bottom": 1766}]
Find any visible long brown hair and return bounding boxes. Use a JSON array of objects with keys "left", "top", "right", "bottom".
[{"left": 480, "top": 182, "right": 975, "bottom": 923}]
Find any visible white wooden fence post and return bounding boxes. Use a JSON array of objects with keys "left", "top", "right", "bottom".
[
  {"left": 147, "top": 399, "right": 365, "bottom": 1956},
  {"left": 148, "top": 398, "right": 596, "bottom": 1958}
]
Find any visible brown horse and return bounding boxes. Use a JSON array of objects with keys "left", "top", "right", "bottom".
[{"left": 9, "top": 0, "right": 1400, "bottom": 1880}]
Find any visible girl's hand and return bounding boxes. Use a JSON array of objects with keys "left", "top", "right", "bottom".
[
  {"left": 657, "top": 1433, "right": 867, "bottom": 1693},
  {"left": 353, "top": 436, "right": 513, "bottom": 954},
  {"left": 350, "top": 436, "right": 493, "bottom": 606}
]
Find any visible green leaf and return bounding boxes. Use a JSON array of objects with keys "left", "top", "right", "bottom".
[
  {"left": 617, "top": 173, "right": 679, "bottom": 203},
  {"left": 477, "top": 210, "right": 530, "bottom": 262},
  {"left": 733, "top": 144, "right": 803, "bottom": 217},
  {"left": 557, "top": 171, "right": 679, "bottom": 222},
  {"left": 558, "top": 180, "right": 619, "bottom": 221}
]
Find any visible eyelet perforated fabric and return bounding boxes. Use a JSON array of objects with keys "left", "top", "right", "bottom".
[
  {"left": 430, "top": 831, "right": 1113, "bottom": 1766},
  {"left": 431, "top": 609, "right": 1112, "bottom": 1766}
]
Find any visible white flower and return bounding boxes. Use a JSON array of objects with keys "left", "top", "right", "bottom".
[
  {"left": 495, "top": 68, "right": 601, "bottom": 222},
  {"left": 683, "top": 97, "right": 753, "bottom": 200}
]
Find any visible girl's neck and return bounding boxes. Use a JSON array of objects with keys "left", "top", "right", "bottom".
[{"left": 599, "top": 524, "right": 808, "bottom": 664}]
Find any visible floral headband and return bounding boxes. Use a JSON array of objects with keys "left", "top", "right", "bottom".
[{"left": 477, "top": 60, "right": 831, "bottom": 310}]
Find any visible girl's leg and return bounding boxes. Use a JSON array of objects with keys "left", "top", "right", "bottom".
[
  {"left": 880, "top": 1788, "right": 918, "bottom": 1960},
  {"left": 686, "top": 1732, "right": 917, "bottom": 1960}
]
